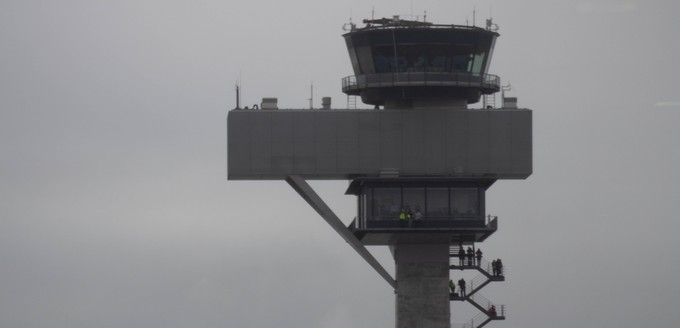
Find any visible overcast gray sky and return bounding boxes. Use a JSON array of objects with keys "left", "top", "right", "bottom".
[{"left": 2, "top": 0, "right": 680, "bottom": 327}]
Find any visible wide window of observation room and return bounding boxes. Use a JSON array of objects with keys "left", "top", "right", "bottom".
[
  {"left": 356, "top": 185, "right": 486, "bottom": 228},
  {"left": 345, "top": 28, "right": 496, "bottom": 75},
  {"left": 371, "top": 44, "right": 487, "bottom": 74}
]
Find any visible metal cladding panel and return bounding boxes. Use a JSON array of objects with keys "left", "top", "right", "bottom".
[
  {"left": 447, "top": 112, "right": 468, "bottom": 172},
  {"left": 227, "top": 114, "right": 250, "bottom": 174},
  {"left": 271, "top": 112, "right": 294, "bottom": 174},
  {"left": 293, "top": 113, "right": 316, "bottom": 172},
  {"left": 402, "top": 111, "right": 425, "bottom": 171},
  {"left": 249, "top": 113, "right": 272, "bottom": 174},
  {"left": 227, "top": 109, "right": 532, "bottom": 180},
  {"left": 512, "top": 110, "right": 533, "bottom": 175},
  {"left": 488, "top": 111, "right": 513, "bottom": 173},
  {"left": 423, "top": 110, "right": 448, "bottom": 174},
  {"left": 314, "top": 112, "right": 338, "bottom": 174},
  {"left": 358, "top": 112, "right": 380, "bottom": 171},
  {"left": 336, "top": 112, "right": 360, "bottom": 172},
  {"left": 379, "top": 111, "right": 403, "bottom": 169},
  {"left": 467, "top": 111, "right": 490, "bottom": 174}
]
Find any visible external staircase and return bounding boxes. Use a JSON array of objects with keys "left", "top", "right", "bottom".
[{"left": 449, "top": 245, "right": 506, "bottom": 328}]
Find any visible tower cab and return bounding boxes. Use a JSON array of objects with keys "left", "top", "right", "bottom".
[{"left": 342, "top": 16, "right": 500, "bottom": 109}]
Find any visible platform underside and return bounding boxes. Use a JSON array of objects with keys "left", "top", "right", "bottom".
[{"left": 350, "top": 226, "right": 497, "bottom": 245}]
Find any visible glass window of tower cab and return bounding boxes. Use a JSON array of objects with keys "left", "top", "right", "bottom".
[
  {"left": 341, "top": 17, "right": 501, "bottom": 108},
  {"left": 346, "top": 179, "right": 494, "bottom": 229},
  {"left": 344, "top": 22, "right": 497, "bottom": 76}
]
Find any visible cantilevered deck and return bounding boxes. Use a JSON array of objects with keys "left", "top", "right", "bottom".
[{"left": 348, "top": 216, "right": 498, "bottom": 245}]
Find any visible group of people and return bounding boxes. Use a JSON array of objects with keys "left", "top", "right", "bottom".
[
  {"left": 457, "top": 246, "right": 483, "bottom": 266},
  {"left": 449, "top": 278, "right": 467, "bottom": 297},
  {"left": 398, "top": 207, "right": 423, "bottom": 227},
  {"left": 491, "top": 258, "right": 504, "bottom": 277},
  {"left": 455, "top": 246, "right": 504, "bottom": 277}
]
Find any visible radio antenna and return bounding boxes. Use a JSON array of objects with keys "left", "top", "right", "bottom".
[{"left": 308, "top": 82, "right": 314, "bottom": 109}]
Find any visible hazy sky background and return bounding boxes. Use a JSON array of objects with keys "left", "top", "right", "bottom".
[{"left": 2, "top": 0, "right": 680, "bottom": 327}]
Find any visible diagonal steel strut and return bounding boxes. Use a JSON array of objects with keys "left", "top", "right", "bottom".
[{"left": 285, "top": 175, "right": 396, "bottom": 289}]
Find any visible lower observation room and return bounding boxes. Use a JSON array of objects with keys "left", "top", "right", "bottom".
[{"left": 345, "top": 178, "right": 498, "bottom": 245}]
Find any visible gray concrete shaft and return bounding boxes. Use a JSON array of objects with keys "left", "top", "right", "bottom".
[{"left": 393, "top": 244, "right": 451, "bottom": 328}]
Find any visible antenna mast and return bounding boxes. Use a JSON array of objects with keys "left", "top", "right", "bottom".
[
  {"left": 308, "top": 82, "right": 314, "bottom": 109},
  {"left": 473, "top": 6, "right": 476, "bottom": 26},
  {"left": 235, "top": 84, "right": 240, "bottom": 109}
]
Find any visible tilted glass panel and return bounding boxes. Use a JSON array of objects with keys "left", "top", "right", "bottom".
[
  {"left": 372, "top": 44, "right": 479, "bottom": 73},
  {"left": 346, "top": 39, "right": 362, "bottom": 75},
  {"left": 359, "top": 193, "right": 367, "bottom": 227},
  {"left": 451, "top": 188, "right": 479, "bottom": 218},
  {"left": 372, "top": 188, "right": 401, "bottom": 220},
  {"left": 426, "top": 188, "right": 449, "bottom": 218},
  {"left": 403, "top": 188, "right": 425, "bottom": 215},
  {"left": 471, "top": 52, "right": 486, "bottom": 74},
  {"left": 356, "top": 45, "right": 375, "bottom": 74}
]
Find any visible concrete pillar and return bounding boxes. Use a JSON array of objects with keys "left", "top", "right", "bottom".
[{"left": 394, "top": 244, "right": 450, "bottom": 328}]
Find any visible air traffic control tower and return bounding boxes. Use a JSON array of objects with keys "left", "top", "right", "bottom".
[{"left": 228, "top": 16, "right": 532, "bottom": 328}]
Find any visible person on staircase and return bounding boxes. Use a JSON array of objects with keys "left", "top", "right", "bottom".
[
  {"left": 475, "top": 248, "right": 483, "bottom": 266},
  {"left": 449, "top": 279, "right": 456, "bottom": 295},
  {"left": 466, "top": 247, "right": 474, "bottom": 266},
  {"left": 489, "top": 305, "right": 497, "bottom": 317},
  {"left": 458, "top": 278, "right": 467, "bottom": 297}
]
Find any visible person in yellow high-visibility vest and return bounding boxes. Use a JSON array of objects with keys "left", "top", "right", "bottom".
[{"left": 399, "top": 208, "right": 407, "bottom": 227}]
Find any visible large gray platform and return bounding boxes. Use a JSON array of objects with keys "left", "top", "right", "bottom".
[{"left": 228, "top": 108, "right": 531, "bottom": 180}]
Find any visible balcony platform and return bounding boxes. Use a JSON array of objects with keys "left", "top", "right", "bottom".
[
  {"left": 342, "top": 72, "right": 500, "bottom": 95},
  {"left": 349, "top": 217, "right": 498, "bottom": 245}
]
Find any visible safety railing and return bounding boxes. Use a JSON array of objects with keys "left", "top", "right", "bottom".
[
  {"left": 354, "top": 215, "right": 498, "bottom": 230},
  {"left": 342, "top": 71, "right": 500, "bottom": 93},
  {"left": 453, "top": 303, "right": 506, "bottom": 328},
  {"left": 469, "top": 292, "right": 505, "bottom": 315}
]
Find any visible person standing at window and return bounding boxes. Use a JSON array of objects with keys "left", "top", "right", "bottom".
[{"left": 414, "top": 207, "right": 423, "bottom": 227}]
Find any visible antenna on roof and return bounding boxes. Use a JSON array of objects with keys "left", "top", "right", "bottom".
[
  {"left": 235, "top": 83, "right": 240, "bottom": 109},
  {"left": 235, "top": 71, "right": 243, "bottom": 109},
  {"left": 473, "top": 6, "right": 476, "bottom": 26},
  {"left": 308, "top": 82, "right": 314, "bottom": 109}
]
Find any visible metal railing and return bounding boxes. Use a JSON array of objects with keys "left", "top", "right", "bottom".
[
  {"left": 454, "top": 257, "right": 506, "bottom": 277},
  {"left": 355, "top": 215, "right": 498, "bottom": 230},
  {"left": 452, "top": 304, "right": 506, "bottom": 328},
  {"left": 342, "top": 71, "right": 500, "bottom": 92}
]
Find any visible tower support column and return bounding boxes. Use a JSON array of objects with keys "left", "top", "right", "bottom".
[{"left": 394, "top": 244, "right": 451, "bottom": 328}]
